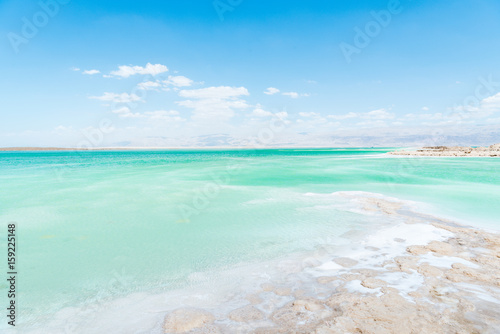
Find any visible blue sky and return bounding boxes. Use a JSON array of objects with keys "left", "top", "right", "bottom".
[{"left": 1, "top": 0, "right": 500, "bottom": 147}]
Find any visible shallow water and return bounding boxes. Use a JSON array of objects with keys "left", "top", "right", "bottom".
[{"left": 0, "top": 149, "right": 498, "bottom": 332}]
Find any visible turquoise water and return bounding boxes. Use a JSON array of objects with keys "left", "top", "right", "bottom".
[{"left": 0, "top": 149, "right": 499, "bottom": 330}]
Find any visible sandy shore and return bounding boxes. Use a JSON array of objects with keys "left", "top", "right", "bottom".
[
  {"left": 389, "top": 144, "right": 500, "bottom": 157},
  {"left": 160, "top": 194, "right": 500, "bottom": 334}
]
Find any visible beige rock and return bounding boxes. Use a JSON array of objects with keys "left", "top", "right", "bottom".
[
  {"left": 380, "top": 287, "right": 400, "bottom": 295},
  {"left": 418, "top": 263, "right": 443, "bottom": 277},
  {"left": 228, "top": 305, "right": 264, "bottom": 322},
  {"left": 274, "top": 287, "right": 292, "bottom": 296},
  {"left": 332, "top": 257, "right": 358, "bottom": 268},
  {"left": 340, "top": 273, "right": 364, "bottom": 281},
  {"left": 163, "top": 308, "right": 215, "bottom": 333},
  {"left": 293, "top": 299, "right": 324, "bottom": 312},
  {"left": 317, "top": 276, "right": 337, "bottom": 284},
  {"left": 361, "top": 278, "right": 387, "bottom": 289},
  {"left": 427, "top": 241, "right": 454, "bottom": 256},
  {"left": 394, "top": 256, "right": 419, "bottom": 273},
  {"left": 188, "top": 325, "right": 221, "bottom": 334},
  {"left": 407, "top": 245, "right": 429, "bottom": 255},
  {"left": 246, "top": 293, "right": 262, "bottom": 305},
  {"left": 352, "top": 268, "right": 381, "bottom": 277}
]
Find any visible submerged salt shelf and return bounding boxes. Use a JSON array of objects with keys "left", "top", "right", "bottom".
[{"left": 0, "top": 149, "right": 499, "bottom": 333}]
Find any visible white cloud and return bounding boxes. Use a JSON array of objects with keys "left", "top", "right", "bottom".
[
  {"left": 83, "top": 69, "right": 100, "bottom": 75},
  {"left": 451, "top": 92, "right": 500, "bottom": 117},
  {"left": 164, "top": 75, "right": 193, "bottom": 87},
  {"left": 137, "top": 81, "right": 161, "bottom": 90},
  {"left": 327, "top": 112, "right": 358, "bottom": 120},
  {"left": 283, "top": 92, "right": 310, "bottom": 99},
  {"left": 144, "top": 110, "right": 184, "bottom": 122},
  {"left": 325, "top": 109, "right": 393, "bottom": 122},
  {"left": 298, "top": 112, "right": 319, "bottom": 118},
  {"left": 404, "top": 113, "right": 444, "bottom": 121},
  {"left": 177, "top": 86, "right": 250, "bottom": 120},
  {"left": 111, "top": 107, "right": 131, "bottom": 114},
  {"left": 110, "top": 63, "right": 168, "bottom": 78},
  {"left": 177, "top": 99, "right": 249, "bottom": 120},
  {"left": 362, "top": 108, "right": 394, "bottom": 120},
  {"left": 111, "top": 106, "right": 143, "bottom": 118},
  {"left": 275, "top": 111, "right": 288, "bottom": 119},
  {"left": 481, "top": 92, "right": 500, "bottom": 112},
  {"left": 264, "top": 87, "right": 280, "bottom": 95},
  {"left": 422, "top": 106, "right": 429, "bottom": 111},
  {"left": 179, "top": 86, "right": 249, "bottom": 99},
  {"left": 251, "top": 104, "right": 273, "bottom": 117},
  {"left": 283, "top": 92, "right": 299, "bottom": 99},
  {"left": 355, "top": 120, "right": 389, "bottom": 128},
  {"left": 90, "top": 92, "right": 142, "bottom": 103},
  {"left": 70, "top": 67, "right": 80, "bottom": 71},
  {"left": 110, "top": 108, "right": 184, "bottom": 121},
  {"left": 120, "top": 112, "right": 144, "bottom": 118},
  {"left": 54, "top": 125, "right": 74, "bottom": 132}
]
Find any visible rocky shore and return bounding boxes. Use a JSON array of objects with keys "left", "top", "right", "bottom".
[
  {"left": 389, "top": 143, "right": 500, "bottom": 157},
  {"left": 160, "top": 194, "right": 500, "bottom": 334}
]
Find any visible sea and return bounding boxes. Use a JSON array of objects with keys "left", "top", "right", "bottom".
[{"left": 0, "top": 149, "right": 498, "bottom": 333}]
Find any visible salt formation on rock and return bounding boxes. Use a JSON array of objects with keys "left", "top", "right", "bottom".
[{"left": 389, "top": 143, "right": 500, "bottom": 156}]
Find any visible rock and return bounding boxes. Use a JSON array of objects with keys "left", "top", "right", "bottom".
[
  {"left": 361, "top": 278, "right": 387, "bottom": 289},
  {"left": 317, "top": 276, "right": 337, "bottom": 284},
  {"left": 352, "top": 269, "right": 380, "bottom": 277},
  {"left": 340, "top": 273, "right": 364, "bottom": 281},
  {"left": 417, "top": 263, "right": 443, "bottom": 277},
  {"left": 163, "top": 308, "right": 215, "bottom": 333},
  {"left": 246, "top": 293, "right": 262, "bottom": 305},
  {"left": 407, "top": 245, "right": 429, "bottom": 255},
  {"left": 274, "top": 287, "right": 292, "bottom": 296},
  {"left": 228, "top": 305, "right": 264, "bottom": 322},
  {"left": 189, "top": 325, "right": 221, "bottom": 334},
  {"left": 332, "top": 257, "right": 358, "bottom": 268},
  {"left": 394, "top": 256, "right": 419, "bottom": 273},
  {"left": 427, "top": 241, "right": 454, "bottom": 256},
  {"left": 293, "top": 299, "right": 324, "bottom": 312}
]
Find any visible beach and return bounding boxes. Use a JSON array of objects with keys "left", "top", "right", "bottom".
[
  {"left": 389, "top": 144, "right": 500, "bottom": 157},
  {"left": 159, "top": 193, "right": 500, "bottom": 333}
]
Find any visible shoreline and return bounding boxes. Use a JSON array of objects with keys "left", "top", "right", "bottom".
[
  {"left": 161, "top": 193, "right": 500, "bottom": 333},
  {"left": 18, "top": 192, "right": 500, "bottom": 334},
  {"left": 389, "top": 143, "right": 500, "bottom": 157}
]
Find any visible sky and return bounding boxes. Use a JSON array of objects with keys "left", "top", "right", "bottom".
[{"left": 1, "top": 0, "right": 500, "bottom": 147}]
